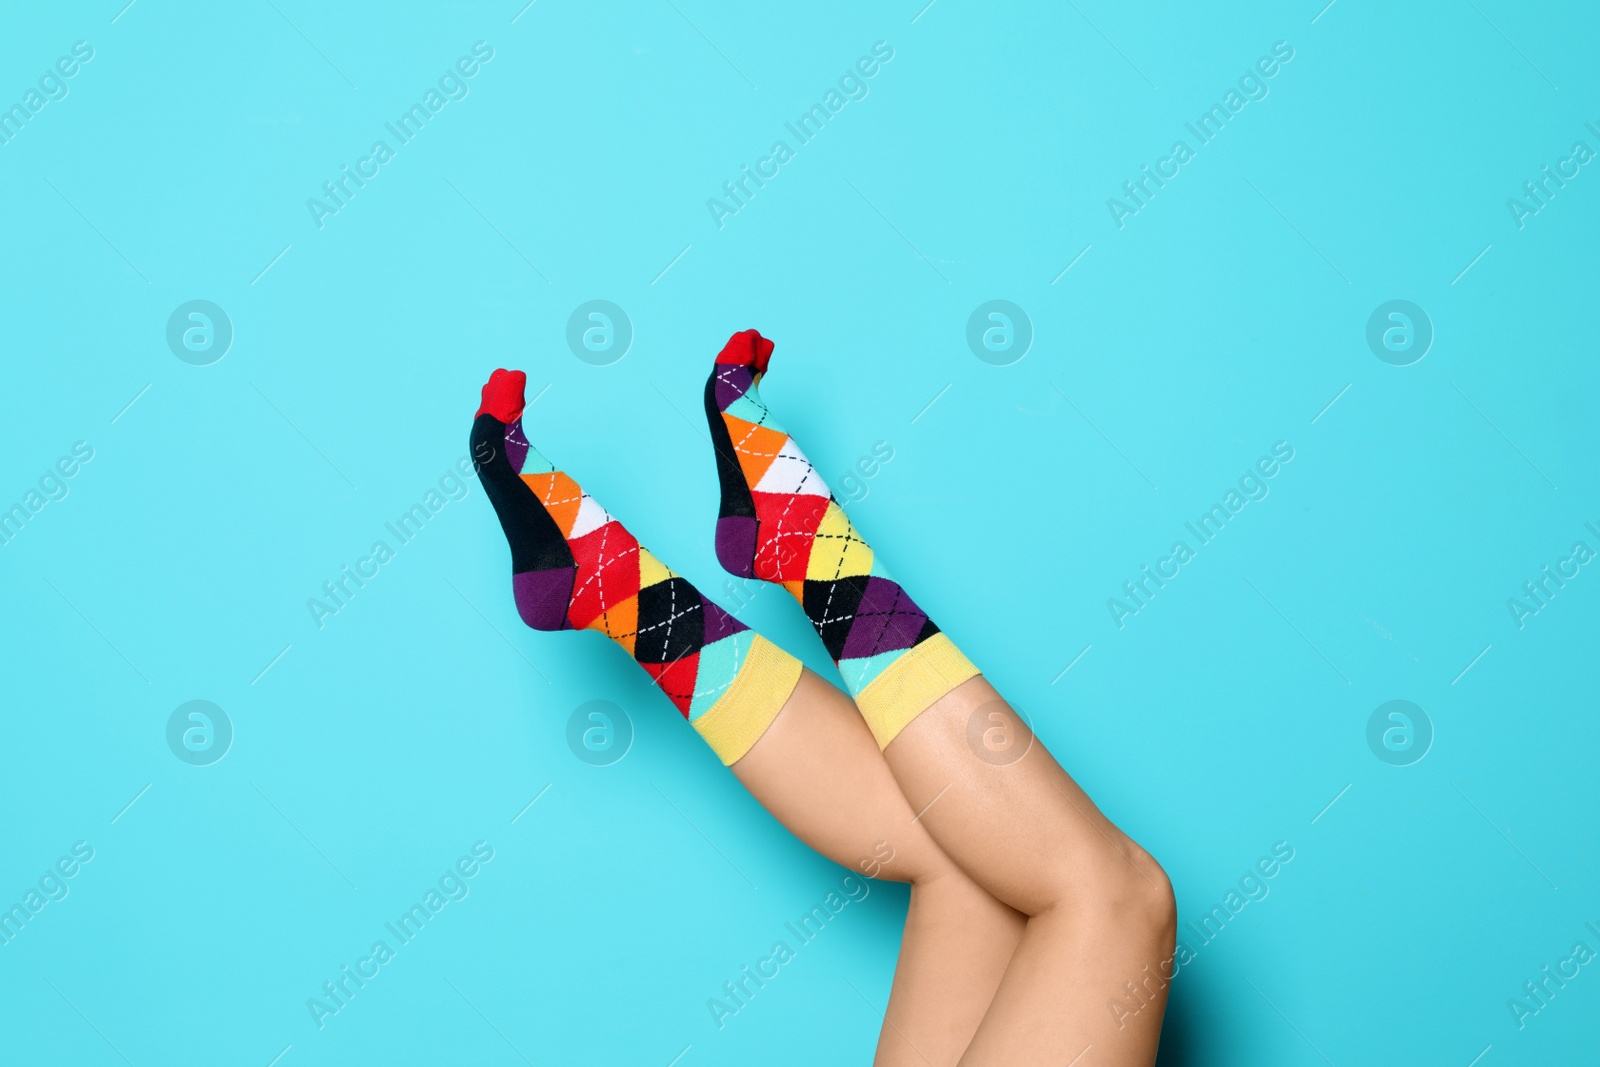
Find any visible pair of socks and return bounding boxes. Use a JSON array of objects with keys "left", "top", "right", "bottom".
[{"left": 469, "top": 329, "right": 978, "bottom": 764}]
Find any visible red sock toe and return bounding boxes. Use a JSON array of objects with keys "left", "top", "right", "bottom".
[
  {"left": 476, "top": 368, "right": 527, "bottom": 423},
  {"left": 716, "top": 329, "right": 774, "bottom": 375}
]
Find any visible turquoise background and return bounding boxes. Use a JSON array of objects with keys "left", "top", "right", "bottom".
[{"left": 2, "top": 0, "right": 1596, "bottom": 1063}]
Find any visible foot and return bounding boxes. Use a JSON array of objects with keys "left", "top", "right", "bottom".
[
  {"left": 702, "top": 331, "right": 969, "bottom": 725},
  {"left": 469, "top": 368, "right": 802, "bottom": 763}
]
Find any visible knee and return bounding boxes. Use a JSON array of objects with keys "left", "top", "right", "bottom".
[
  {"left": 1122, "top": 846, "right": 1176, "bottom": 948},
  {"left": 1053, "top": 840, "right": 1175, "bottom": 946}
]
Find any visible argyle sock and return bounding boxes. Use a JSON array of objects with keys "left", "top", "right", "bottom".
[
  {"left": 471, "top": 368, "right": 802, "bottom": 765},
  {"left": 704, "top": 330, "right": 980, "bottom": 749}
]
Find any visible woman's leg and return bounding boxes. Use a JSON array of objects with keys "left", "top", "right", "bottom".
[
  {"left": 706, "top": 331, "right": 1177, "bottom": 1065},
  {"left": 469, "top": 369, "right": 1024, "bottom": 1064},
  {"left": 734, "top": 669, "right": 1025, "bottom": 1065},
  {"left": 883, "top": 680, "right": 1175, "bottom": 1065}
]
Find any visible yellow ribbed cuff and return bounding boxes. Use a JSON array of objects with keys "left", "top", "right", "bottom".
[
  {"left": 691, "top": 634, "right": 804, "bottom": 765},
  {"left": 856, "top": 634, "right": 981, "bottom": 749}
]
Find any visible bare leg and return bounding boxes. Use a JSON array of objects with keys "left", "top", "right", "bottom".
[
  {"left": 883, "top": 677, "right": 1176, "bottom": 1066},
  {"left": 467, "top": 368, "right": 1030, "bottom": 1060},
  {"left": 733, "top": 669, "right": 1026, "bottom": 1065},
  {"left": 701, "top": 330, "right": 1175, "bottom": 1061},
  {"left": 467, "top": 367, "right": 1030, "bottom": 1062}
]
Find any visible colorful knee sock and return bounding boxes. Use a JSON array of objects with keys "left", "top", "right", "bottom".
[
  {"left": 704, "top": 330, "right": 980, "bottom": 749},
  {"left": 471, "top": 368, "right": 802, "bottom": 765}
]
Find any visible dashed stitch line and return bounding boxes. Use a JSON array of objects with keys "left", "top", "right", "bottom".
[
  {"left": 776, "top": 441, "right": 829, "bottom": 497},
  {"left": 812, "top": 527, "right": 868, "bottom": 583},
  {"left": 855, "top": 587, "right": 925, "bottom": 656},
  {"left": 760, "top": 448, "right": 814, "bottom": 581},
  {"left": 578, "top": 522, "right": 627, "bottom": 635},
  {"left": 634, "top": 594, "right": 701, "bottom": 660},
  {"left": 572, "top": 544, "right": 640, "bottom": 602},
  {"left": 717, "top": 369, "right": 787, "bottom": 438},
  {"left": 718, "top": 371, "right": 930, "bottom": 659},
  {"left": 537, "top": 484, "right": 584, "bottom": 511}
]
